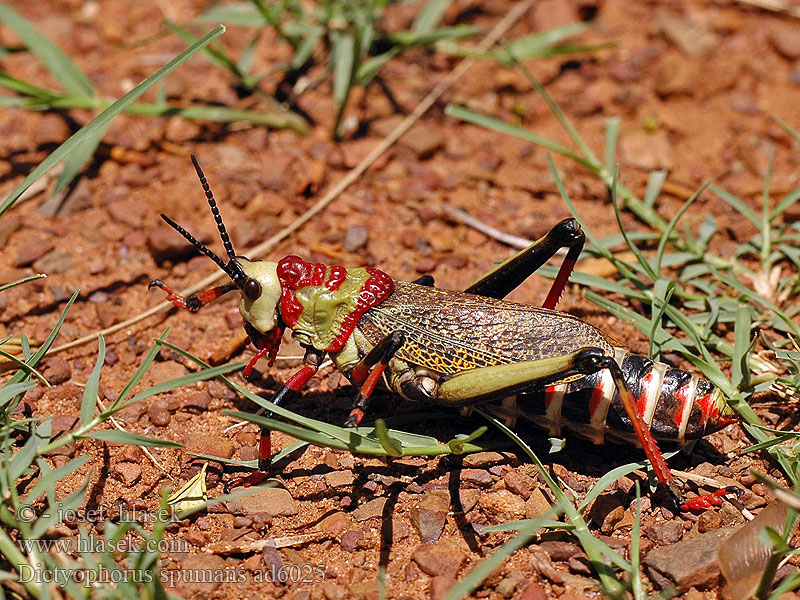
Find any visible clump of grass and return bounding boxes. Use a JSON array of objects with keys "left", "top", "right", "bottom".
[
  {"left": 192, "top": 1, "right": 602, "bottom": 137},
  {"left": 0, "top": 319, "right": 250, "bottom": 598}
]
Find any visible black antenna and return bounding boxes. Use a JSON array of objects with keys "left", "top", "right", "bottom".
[
  {"left": 189, "top": 155, "right": 247, "bottom": 284},
  {"left": 191, "top": 155, "right": 237, "bottom": 262},
  {"left": 160, "top": 214, "right": 241, "bottom": 282}
]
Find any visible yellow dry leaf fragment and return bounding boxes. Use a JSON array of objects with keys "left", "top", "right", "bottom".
[{"left": 167, "top": 462, "right": 208, "bottom": 517}]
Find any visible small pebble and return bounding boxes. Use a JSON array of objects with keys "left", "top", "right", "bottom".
[
  {"left": 148, "top": 407, "right": 171, "bottom": 427},
  {"left": 113, "top": 463, "right": 142, "bottom": 487}
]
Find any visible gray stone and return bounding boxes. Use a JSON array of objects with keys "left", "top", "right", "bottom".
[
  {"left": 644, "top": 526, "right": 739, "bottom": 592},
  {"left": 225, "top": 487, "right": 298, "bottom": 518}
]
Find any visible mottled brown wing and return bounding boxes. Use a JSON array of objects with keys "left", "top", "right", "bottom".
[{"left": 357, "top": 281, "right": 617, "bottom": 375}]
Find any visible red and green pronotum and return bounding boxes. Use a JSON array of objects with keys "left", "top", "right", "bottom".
[{"left": 150, "top": 156, "right": 741, "bottom": 510}]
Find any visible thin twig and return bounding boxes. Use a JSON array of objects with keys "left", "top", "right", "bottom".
[
  {"left": 734, "top": 0, "right": 800, "bottom": 18},
  {"left": 48, "top": 0, "right": 534, "bottom": 356},
  {"left": 442, "top": 205, "right": 535, "bottom": 249},
  {"left": 95, "top": 394, "right": 176, "bottom": 482}
]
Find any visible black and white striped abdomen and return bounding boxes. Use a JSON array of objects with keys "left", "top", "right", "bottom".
[{"left": 485, "top": 348, "right": 736, "bottom": 445}]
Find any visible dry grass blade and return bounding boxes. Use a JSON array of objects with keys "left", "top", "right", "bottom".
[
  {"left": 442, "top": 204, "right": 534, "bottom": 249},
  {"left": 734, "top": 0, "right": 800, "bottom": 18},
  {"left": 206, "top": 532, "right": 331, "bottom": 555},
  {"left": 95, "top": 395, "right": 175, "bottom": 482},
  {"left": 48, "top": 0, "right": 534, "bottom": 356}
]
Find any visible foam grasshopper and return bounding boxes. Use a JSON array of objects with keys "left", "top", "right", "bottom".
[{"left": 150, "top": 157, "right": 740, "bottom": 508}]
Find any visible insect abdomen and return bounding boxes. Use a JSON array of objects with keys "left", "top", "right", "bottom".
[{"left": 486, "top": 348, "right": 736, "bottom": 445}]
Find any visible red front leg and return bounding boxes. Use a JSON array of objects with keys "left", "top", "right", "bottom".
[
  {"left": 148, "top": 279, "right": 237, "bottom": 312},
  {"left": 225, "top": 350, "right": 323, "bottom": 492}
]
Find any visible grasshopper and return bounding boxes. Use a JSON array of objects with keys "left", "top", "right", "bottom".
[{"left": 150, "top": 157, "right": 741, "bottom": 509}]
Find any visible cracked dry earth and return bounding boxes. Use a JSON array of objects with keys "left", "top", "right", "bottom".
[{"left": 2, "top": 0, "right": 800, "bottom": 599}]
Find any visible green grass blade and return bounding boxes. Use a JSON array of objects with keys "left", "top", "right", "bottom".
[
  {"left": 80, "top": 335, "right": 105, "bottom": 426},
  {"left": 0, "top": 382, "right": 37, "bottom": 409},
  {"left": 772, "top": 115, "right": 800, "bottom": 145},
  {"left": 732, "top": 305, "right": 752, "bottom": 389},
  {"left": 127, "top": 362, "right": 242, "bottom": 405},
  {"left": 493, "top": 22, "right": 592, "bottom": 63},
  {"left": 631, "top": 483, "right": 645, "bottom": 600},
  {"left": 648, "top": 278, "right": 675, "bottom": 359},
  {"left": 654, "top": 182, "right": 706, "bottom": 274},
  {"left": 23, "top": 456, "right": 90, "bottom": 505},
  {"left": 0, "top": 25, "right": 225, "bottom": 218},
  {"left": 442, "top": 512, "right": 562, "bottom": 600},
  {"left": 0, "top": 349, "right": 48, "bottom": 386},
  {"left": 6, "top": 291, "right": 78, "bottom": 387},
  {"left": 604, "top": 117, "right": 620, "bottom": 175},
  {"left": 290, "top": 26, "right": 323, "bottom": 70},
  {"left": 0, "top": 71, "right": 59, "bottom": 98},
  {"left": 0, "top": 2, "right": 93, "bottom": 96},
  {"left": 50, "top": 122, "right": 108, "bottom": 201},
  {"left": 81, "top": 430, "right": 183, "bottom": 447},
  {"left": 710, "top": 184, "right": 760, "bottom": 229},
  {"left": 374, "top": 419, "right": 403, "bottom": 456},
  {"left": 761, "top": 150, "right": 775, "bottom": 268},
  {"left": 30, "top": 477, "right": 88, "bottom": 539},
  {"left": 509, "top": 51, "right": 599, "bottom": 166},
  {"left": 770, "top": 188, "right": 800, "bottom": 221},
  {"left": 109, "top": 330, "right": 169, "bottom": 412},
  {"left": 578, "top": 451, "right": 680, "bottom": 511},
  {"left": 237, "top": 32, "right": 260, "bottom": 76},
  {"left": 610, "top": 170, "right": 657, "bottom": 280},
  {"left": 710, "top": 267, "right": 800, "bottom": 337},
  {"left": 412, "top": 0, "right": 450, "bottom": 34},
  {"left": 446, "top": 105, "right": 593, "bottom": 169},
  {"left": 196, "top": 2, "right": 265, "bottom": 26},
  {"left": 8, "top": 421, "right": 50, "bottom": 483},
  {"left": 356, "top": 47, "right": 400, "bottom": 86},
  {"left": 331, "top": 30, "right": 355, "bottom": 137},
  {"left": 0, "top": 273, "right": 46, "bottom": 293},
  {"left": 447, "top": 426, "right": 487, "bottom": 453},
  {"left": 643, "top": 170, "right": 667, "bottom": 208}
]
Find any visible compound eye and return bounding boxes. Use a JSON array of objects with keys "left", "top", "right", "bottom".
[{"left": 243, "top": 277, "right": 262, "bottom": 301}]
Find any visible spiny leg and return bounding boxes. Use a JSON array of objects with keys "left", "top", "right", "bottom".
[
  {"left": 224, "top": 348, "right": 324, "bottom": 492},
  {"left": 464, "top": 217, "right": 584, "bottom": 309},
  {"left": 148, "top": 279, "right": 238, "bottom": 312},
  {"left": 344, "top": 331, "right": 405, "bottom": 427}
]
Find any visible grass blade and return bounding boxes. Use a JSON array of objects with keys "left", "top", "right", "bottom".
[
  {"left": 81, "top": 430, "right": 183, "bottom": 448},
  {"left": 5, "top": 291, "right": 78, "bottom": 388},
  {"left": 654, "top": 182, "right": 706, "bottom": 274},
  {"left": 80, "top": 335, "right": 105, "bottom": 426},
  {"left": 0, "top": 25, "right": 225, "bottom": 218},
  {"left": 0, "top": 2, "right": 93, "bottom": 96},
  {"left": 331, "top": 30, "right": 355, "bottom": 137},
  {"left": 442, "top": 512, "right": 562, "bottom": 600},
  {"left": 50, "top": 123, "right": 108, "bottom": 201},
  {"left": 412, "top": 0, "right": 450, "bottom": 34},
  {"left": 446, "top": 105, "right": 592, "bottom": 168},
  {"left": 108, "top": 330, "right": 169, "bottom": 413},
  {"left": 604, "top": 117, "right": 620, "bottom": 175},
  {"left": 643, "top": 170, "right": 667, "bottom": 208},
  {"left": 732, "top": 305, "right": 752, "bottom": 389},
  {"left": 710, "top": 184, "right": 760, "bottom": 229},
  {"left": 23, "top": 456, "right": 89, "bottom": 505}
]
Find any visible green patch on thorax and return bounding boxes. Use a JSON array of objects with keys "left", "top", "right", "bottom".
[{"left": 291, "top": 267, "right": 372, "bottom": 351}]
